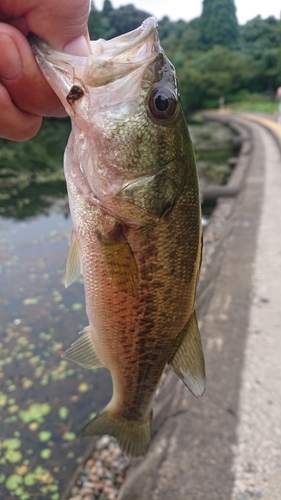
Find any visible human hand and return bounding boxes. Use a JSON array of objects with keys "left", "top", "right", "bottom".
[{"left": 0, "top": 0, "right": 90, "bottom": 140}]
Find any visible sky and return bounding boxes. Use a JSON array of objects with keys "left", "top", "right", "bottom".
[{"left": 93, "top": 0, "right": 281, "bottom": 25}]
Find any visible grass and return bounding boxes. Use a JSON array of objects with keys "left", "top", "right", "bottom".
[{"left": 228, "top": 93, "right": 278, "bottom": 114}]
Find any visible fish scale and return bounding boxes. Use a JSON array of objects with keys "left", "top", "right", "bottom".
[{"left": 30, "top": 16, "right": 205, "bottom": 458}]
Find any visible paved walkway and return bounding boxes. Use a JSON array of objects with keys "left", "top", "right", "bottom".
[
  {"left": 118, "top": 113, "right": 281, "bottom": 500},
  {"left": 231, "top": 116, "right": 281, "bottom": 499}
]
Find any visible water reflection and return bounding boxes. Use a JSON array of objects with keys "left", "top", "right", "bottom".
[
  {"left": 0, "top": 210, "right": 112, "bottom": 499},
  {"left": 0, "top": 118, "right": 114, "bottom": 498}
]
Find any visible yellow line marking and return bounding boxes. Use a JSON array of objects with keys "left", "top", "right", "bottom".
[{"left": 239, "top": 113, "right": 281, "bottom": 140}]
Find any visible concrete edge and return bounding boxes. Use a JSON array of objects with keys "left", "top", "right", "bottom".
[
  {"left": 60, "top": 438, "right": 99, "bottom": 500},
  {"left": 201, "top": 111, "right": 253, "bottom": 204}
]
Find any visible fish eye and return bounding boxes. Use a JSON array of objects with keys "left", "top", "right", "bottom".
[
  {"left": 148, "top": 88, "right": 177, "bottom": 122},
  {"left": 67, "top": 85, "right": 84, "bottom": 105}
]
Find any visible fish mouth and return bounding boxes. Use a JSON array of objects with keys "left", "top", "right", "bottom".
[
  {"left": 30, "top": 17, "right": 160, "bottom": 89},
  {"left": 89, "top": 16, "right": 158, "bottom": 58},
  {"left": 84, "top": 17, "right": 159, "bottom": 87}
]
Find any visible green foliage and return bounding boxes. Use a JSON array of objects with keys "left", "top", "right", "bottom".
[
  {"left": 106, "top": 4, "right": 151, "bottom": 38},
  {"left": 229, "top": 93, "right": 278, "bottom": 113},
  {"left": 199, "top": 0, "right": 239, "bottom": 49},
  {"left": 177, "top": 46, "right": 249, "bottom": 111},
  {"left": 88, "top": 4, "right": 105, "bottom": 39},
  {"left": 0, "top": 118, "right": 69, "bottom": 219},
  {"left": 102, "top": 0, "right": 113, "bottom": 17}
]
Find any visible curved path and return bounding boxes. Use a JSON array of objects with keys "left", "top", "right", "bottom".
[{"left": 117, "top": 113, "right": 281, "bottom": 500}]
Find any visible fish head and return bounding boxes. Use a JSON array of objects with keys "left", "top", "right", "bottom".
[{"left": 30, "top": 18, "right": 189, "bottom": 208}]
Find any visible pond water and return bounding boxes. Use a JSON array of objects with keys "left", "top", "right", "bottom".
[
  {"left": 0, "top": 117, "right": 235, "bottom": 499},
  {"left": 0, "top": 211, "right": 112, "bottom": 499}
]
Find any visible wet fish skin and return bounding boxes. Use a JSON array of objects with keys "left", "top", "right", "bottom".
[{"left": 30, "top": 17, "right": 205, "bottom": 458}]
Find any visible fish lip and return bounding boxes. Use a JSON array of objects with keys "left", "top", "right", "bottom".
[
  {"left": 95, "top": 16, "right": 158, "bottom": 58},
  {"left": 29, "top": 17, "right": 158, "bottom": 62}
]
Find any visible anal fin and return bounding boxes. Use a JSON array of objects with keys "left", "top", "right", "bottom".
[
  {"left": 65, "top": 229, "right": 82, "bottom": 288},
  {"left": 169, "top": 311, "right": 205, "bottom": 397},
  {"left": 62, "top": 326, "right": 104, "bottom": 370}
]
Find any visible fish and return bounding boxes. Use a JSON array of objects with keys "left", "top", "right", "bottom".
[{"left": 30, "top": 17, "right": 205, "bottom": 458}]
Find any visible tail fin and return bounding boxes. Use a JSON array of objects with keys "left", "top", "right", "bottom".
[{"left": 81, "top": 409, "right": 152, "bottom": 458}]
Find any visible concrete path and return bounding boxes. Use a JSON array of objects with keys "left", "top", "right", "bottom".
[
  {"left": 231, "top": 116, "right": 281, "bottom": 500},
  {"left": 118, "top": 114, "right": 281, "bottom": 500}
]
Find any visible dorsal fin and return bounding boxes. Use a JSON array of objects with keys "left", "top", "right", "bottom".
[
  {"left": 62, "top": 326, "right": 104, "bottom": 370},
  {"left": 65, "top": 229, "right": 82, "bottom": 288},
  {"left": 169, "top": 311, "right": 205, "bottom": 397}
]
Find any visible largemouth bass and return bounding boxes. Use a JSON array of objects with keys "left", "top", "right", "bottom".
[{"left": 31, "top": 17, "right": 205, "bottom": 458}]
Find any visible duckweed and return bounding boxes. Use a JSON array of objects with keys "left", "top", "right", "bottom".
[
  {"left": 23, "top": 473, "right": 37, "bottom": 486},
  {"left": 23, "top": 297, "right": 39, "bottom": 305},
  {"left": 62, "top": 431, "right": 76, "bottom": 441},
  {"left": 15, "top": 465, "right": 28, "bottom": 476},
  {"left": 58, "top": 406, "right": 69, "bottom": 420},
  {"left": 2, "top": 438, "right": 22, "bottom": 450},
  {"left": 38, "top": 431, "right": 52, "bottom": 442},
  {"left": 40, "top": 448, "right": 52, "bottom": 459},
  {"left": 22, "top": 379, "right": 33, "bottom": 389},
  {"left": 77, "top": 382, "right": 90, "bottom": 393},
  {"left": 71, "top": 303, "right": 83, "bottom": 311},
  {"left": 19, "top": 403, "right": 51, "bottom": 424},
  {"left": 5, "top": 474, "right": 23, "bottom": 490},
  {"left": 0, "top": 393, "right": 7, "bottom": 407},
  {"left": 5, "top": 450, "right": 23, "bottom": 463}
]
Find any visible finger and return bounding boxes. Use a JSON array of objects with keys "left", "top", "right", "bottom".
[
  {"left": 0, "top": 0, "right": 90, "bottom": 51},
  {"left": 0, "top": 83, "right": 42, "bottom": 140},
  {"left": 0, "top": 23, "right": 66, "bottom": 117}
]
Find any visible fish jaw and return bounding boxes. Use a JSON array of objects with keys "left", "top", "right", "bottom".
[{"left": 29, "top": 17, "right": 159, "bottom": 123}]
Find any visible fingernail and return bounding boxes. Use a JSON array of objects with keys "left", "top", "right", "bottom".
[
  {"left": 64, "top": 36, "right": 91, "bottom": 56},
  {"left": 0, "top": 34, "right": 22, "bottom": 80}
]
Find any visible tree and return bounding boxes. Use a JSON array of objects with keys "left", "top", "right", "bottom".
[
  {"left": 107, "top": 4, "right": 151, "bottom": 38},
  {"left": 177, "top": 46, "right": 248, "bottom": 111},
  {"left": 88, "top": 2, "right": 104, "bottom": 39},
  {"left": 102, "top": 0, "right": 113, "bottom": 17},
  {"left": 199, "top": 0, "right": 239, "bottom": 49}
]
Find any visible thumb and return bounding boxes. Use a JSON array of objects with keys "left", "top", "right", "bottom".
[{"left": 63, "top": 32, "right": 91, "bottom": 56}]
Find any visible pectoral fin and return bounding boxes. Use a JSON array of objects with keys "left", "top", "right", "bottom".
[
  {"left": 98, "top": 225, "right": 138, "bottom": 296},
  {"left": 169, "top": 311, "right": 205, "bottom": 397},
  {"left": 62, "top": 326, "right": 104, "bottom": 370},
  {"left": 65, "top": 229, "right": 82, "bottom": 288}
]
